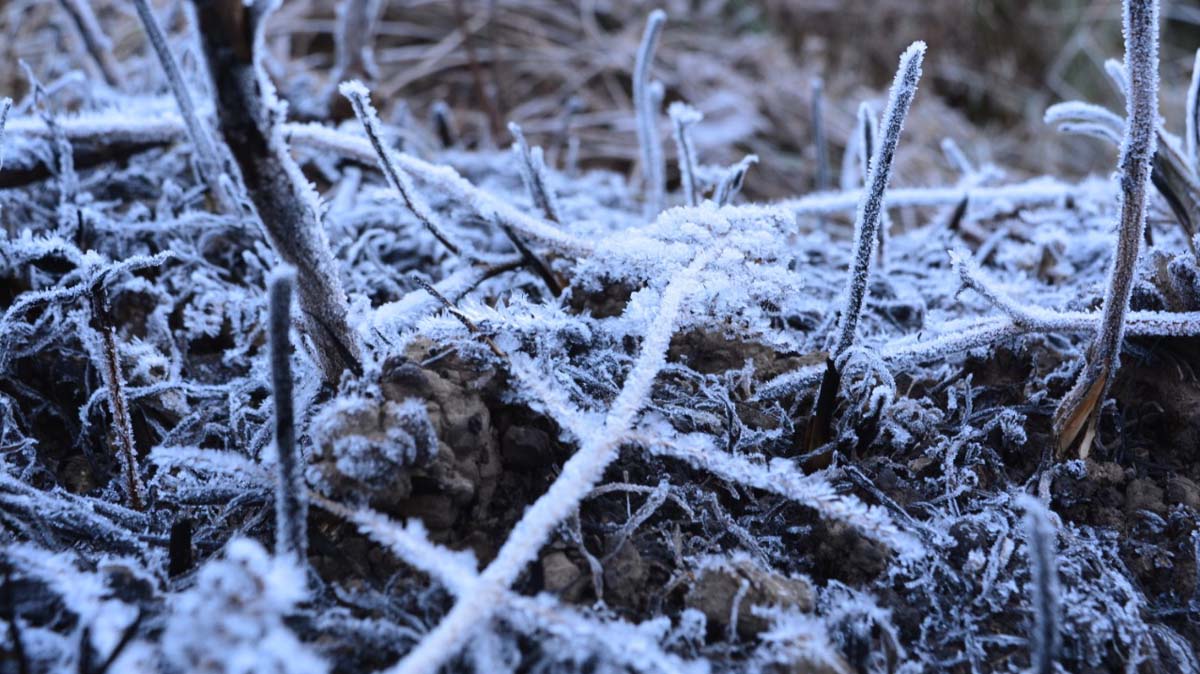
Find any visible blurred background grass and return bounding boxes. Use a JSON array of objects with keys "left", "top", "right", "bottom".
[{"left": 4, "top": 0, "right": 1199, "bottom": 199}]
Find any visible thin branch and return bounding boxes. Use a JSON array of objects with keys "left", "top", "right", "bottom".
[
  {"left": 410, "top": 275, "right": 507, "bottom": 359},
  {"left": 807, "top": 43, "right": 925, "bottom": 450},
  {"left": 130, "top": 0, "right": 236, "bottom": 212},
  {"left": 89, "top": 286, "right": 145, "bottom": 511},
  {"left": 831, "top": 42, "right": 926, "bottom": 357},
  {"left": 758, "top": 307, "right": 1200, "bottom": 401},
  {"left": 341, "top": 81, "right": 465, "bottom": 256},
  {"left": 713, "top": 155, "right": 757, "bottom": 206}
]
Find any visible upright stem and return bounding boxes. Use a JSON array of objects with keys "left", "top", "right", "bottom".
[
  {"left": 131, "top": 0, "right": 236, "bottom": 212},
  {"left": 633, "top": 10, "right": 666, "bottom": 217},
  {"left": 269, "top": 268, "right": 307, "bottom": 565},
  {"left": 189, "top": 0, "right": 363, "bottom": 385},
  {"left": 1054, "top": 0, "right": 1159, "bottom": 456}
]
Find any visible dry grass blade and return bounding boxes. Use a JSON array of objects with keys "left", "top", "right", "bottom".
[{"left": 1053, "top": 0, "right": 1159, "bottom": 458}]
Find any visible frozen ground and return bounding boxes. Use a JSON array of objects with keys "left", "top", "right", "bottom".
[{"left": 2, "top": 1, "right": 1200, "bottom": 673}]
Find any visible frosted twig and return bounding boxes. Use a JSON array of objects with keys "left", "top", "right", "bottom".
[
  {"left": 831, "top": 42, "right": 926, "bottom": 357},
  {"left": 269, "top": 267, "right": 306, "bottom": 565},
  {"left": 809, "top": 43, "right": 924, "bottom": 449},
  {"left": 1044, "top": 101, "right": 1124, "bottom": 145},
  {"left": 341, "top": 81, "right": 465, "bottom": 256},
  {"left": 190, "top": 0, "right": 362, "bottom": 384},
  {"left": 508, "top": 122, "right": 562, "bottom": 222},
  {"left": 0, "top": 97, "right": 11, "bottom": 173},
  {"left": 1188, "top": 48, "right": 1200, "bottom": 173},
  {"left": 940, "top": 137, "right": 974, "bottom": 176},
  {"left": 387, "top": 249, "right": 715, "bottom": 674},
  {"left": 131, "top": 0, "right": 237, "bottom": 213},
  {"left": 634, "top": 10, "right": 667, "bottom": 216},
  {"left": 89, "top": 287, "right": 145, "bottom": 511},
  {"left": 713, "top": 155, "right": 757, "bottom": 206},
  {"left": 948, "top": 250, "right": 1038, "bottom": 329},
  {"left": 668, "top": 102, "right": 703, "bottom": 206},
  {"left": 812, "top": 78, "right": 830, "bottom": 194},
  {"left": 285, "top": 122, "right": 592, "bottom": 255},
  {"left": 1016, "top": 495, "right": 1061, "bottom": 674},
  {"left": 1053, "top": 0, "right": 1159, "bottom": 458},
  {"left": 758, "top": 308, "right": 1200, "bottom": 400},
  {"left": 56, "top": 0, "right": 125, "bottom": 89},
  {"left": 856, "top": 102, "right": 891, "bottom": 264},
  {"left": 635, "top": 424, "right": 920, "bottom": 555}
]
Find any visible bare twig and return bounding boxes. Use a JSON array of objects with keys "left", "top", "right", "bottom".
[
  {"left": 56, "top": 0, "right": 124, "bottom": 89},
  {"left": 387, "top": 249, "right": 715, "bottom": 674},
  {"left": 189, "top": 0, "right": 362, "bottom": 385},
  {"left": 131, "top": 0, "right": 237, "bottom": 212},
  {"left": 268, "top": 267, "right": 307, "bottom": 566},
  {"left": 89, "top": 284, "right": 145, "bottom": 511},
  {"left": 508, "top": 122, "right": 562, "bottom": 222},
  {"left": 341, "top": 81, "right": 466, "bottom": 257}
]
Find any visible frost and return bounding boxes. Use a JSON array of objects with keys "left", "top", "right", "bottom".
[{"left": 161, "top": 538, "right": 328, "bottom": 674}]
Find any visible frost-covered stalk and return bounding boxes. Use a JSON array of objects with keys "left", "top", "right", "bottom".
[
  {"left": 831, "top": 43, "right": 926, "bottom": 356},
  {"left": 508, "top": 122, "right": 562, "bottom": 222},
  {"left": 855, "top": 102, "right": 890, "bottom": 264},
  {"left": 668, "top": 102, "right": 702, "bottom": 206},
  {"left": 269, "top": 267, "right": 306, "bottom": 565},
  {"left": 56, "top": 0, "right": 125, "bottom": 89},
  {"left": 807, "top": 44, "right": 923, "bottom": 451},
  {"left": 0, "top": 97, "right": 11, "bottom": 172},
  {"left": 1054, "top": 0, "right": 1158, "bottom": 457},
  {"left": 1017, "top": 495, "right": 1061, "bottom": 674},
  {"left": 89, "top": 289, "right": 145, "bottom": 511},
  {"left": 1187, "top": 48, "right": 1200, "bottom": 174},
  {"left": 430, "top": 101, "right": 458, "bottom": 149},
  {"left": 131, "top": 0, "right": 235, "bottom": 213},
  {"left": 812, "top": 78, "right": 830, "bottom": 194},
  {"left": 190, "top": 0, "right": 362, "bottom": 385},
  {"left": 713, "top": 155, "right": 757, "bottom": 206},
  {"left": 634, "top": 10, "right": 667, "bottom": 216},
  {"left": 387, "top": 250, "right": 715, "bottom": 674},
  {"left": 341, "top": 81, "right": 464, "bottom": 256}
]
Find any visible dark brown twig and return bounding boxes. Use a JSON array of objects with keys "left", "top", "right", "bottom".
[{"left": 189, "top": 0, "right": 362, "bottom": 385}]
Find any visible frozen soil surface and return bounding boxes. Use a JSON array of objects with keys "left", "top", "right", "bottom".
[{"left": 3, "top": 2, "right": 1200, "bottom": 674}]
